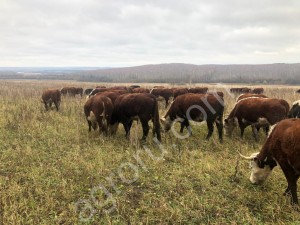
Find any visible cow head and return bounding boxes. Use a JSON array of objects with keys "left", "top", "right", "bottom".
[
  {"left": 239, "top": 152, "right": 276, "bottom": 185},
  {"left": 160, "top": 116, "right": 172, "bottom": 132},
  {"left": 288, "top": 101, "right": 300, "bottom": 118},
  {"left": 224, "top": 117, "right": 238, "bottom": 136}
]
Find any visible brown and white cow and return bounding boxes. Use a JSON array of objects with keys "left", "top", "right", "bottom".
[
  {"left": 239, "top": 118, "right": 300, "bottom": 204},
  {"left": 42, "top": 89, "right": 61, "bottom": 111},
  {"left": 288, "top": 100, "right": 300, "bottom": 118},
  {"left": 161, "top": 93, "right": 224, "bottom": 141},
  {"left": 150, "top": 88, "right": 173, "bottom": 108},
  {"left": 84, "top": 95, "right": 113, "bottom": 135},
  {"left": 224, "top": 98, "right": 289, "bottom": 141},
  {"left": 110, "top": 93, "right": 161, "bottom": 142},
  {"left": 236, "top": 93, "right": 268, "bottom": 102}
]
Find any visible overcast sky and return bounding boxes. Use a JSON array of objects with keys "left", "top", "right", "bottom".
[{"left": 1, "top": 0, "right": 299, "bottom": 67}]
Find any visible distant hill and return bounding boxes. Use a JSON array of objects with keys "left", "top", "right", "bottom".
[{"left": 1, "top": 63, "right": 300, "bottom": 84}]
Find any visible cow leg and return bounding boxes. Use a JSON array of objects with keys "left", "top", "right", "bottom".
[
  {"left": 165, "top": 98, "right": 169, "bottom": 108},
  {"left": 141, "top": 120, "right": 150, "bottom": 141},
  {"left": 215, "top": 118, "right": 223, "bottom": 142},
  {"left": 123, "top": 120, "right": 133, "bottom": 139},
  {"left": 44, "top": 102, "right": 49, "bottom": 111},
  {"left": 281, "top": 164, "right": 299, "bottom": 204},
  {"left": 54, "top": 102, "right": 59, "bottom": 111},
  {"left": 87, "top": 120, "right": 92, "bottom": 132},
  {"left": 251, "top": 124, "right": 259, "bottom": 141},
  {"left": 206, "top": 121, "right": 214, "bottom": 140},
  {"left": 239, "top": 124, "right": 246, "bottom": 138},
  {"left": 180, "top": 119, "right": 191, "bottom": 135},
  {"left": 264, "top": 126, "right": 269, "bottom": 135}
]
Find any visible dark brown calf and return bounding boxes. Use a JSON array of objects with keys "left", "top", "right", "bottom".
[
  {"left": 42, "top": 89, "right": 61, "bottom": 111},
  {"left": 252, "top": 88, "right": 264, "bottom": 94},
  {"left": 84, "top": 95, "right": 113, "bottom": 135},
  {"left": 161, "top": 93, "right": 224, "bottom": 141},
  {"left": 110, "top": 93, "right": 161, "bottom": 142},
  {"left": 240, "top": 118, "right": 300, "bottom": 204}
]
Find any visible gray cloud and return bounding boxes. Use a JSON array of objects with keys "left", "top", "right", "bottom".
[{"left": 0, "top": 0, "right": 299, "bottom": 66}]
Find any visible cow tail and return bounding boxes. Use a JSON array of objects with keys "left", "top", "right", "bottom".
[{"left": 153, "top": 97, "right": 162, "bottom": 142}]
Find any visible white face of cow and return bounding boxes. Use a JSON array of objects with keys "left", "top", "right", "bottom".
[
  {"left": 224, "top": 117, "right": 238, "bottom": 136},
  {"left": 249, "top": 158, "right": 273, "bottom": 184},
  {"left": 160, "top": 116, "right": 172, "bottom": 132}
]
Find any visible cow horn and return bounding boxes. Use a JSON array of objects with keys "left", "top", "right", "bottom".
[{"left": 238, "top": 151, "right": 259, "bottom": 160}]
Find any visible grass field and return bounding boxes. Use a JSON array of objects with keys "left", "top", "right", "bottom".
[{"left": 0, "top": 80, "right": 300, "bottom": 224}]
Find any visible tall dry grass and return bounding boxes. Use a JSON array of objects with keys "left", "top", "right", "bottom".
[{"left": 0, "top": 80, "right": 300, "bottom": 224}]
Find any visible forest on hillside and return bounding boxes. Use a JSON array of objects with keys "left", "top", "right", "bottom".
[{"left": 1, "top": 63, "right": 300, "bottom": 84}]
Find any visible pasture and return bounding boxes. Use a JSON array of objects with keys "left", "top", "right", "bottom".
[{"left": 0, "top": 80, "right": 300, "bottom": 224}]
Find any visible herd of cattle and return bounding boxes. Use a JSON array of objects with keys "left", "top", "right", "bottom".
[{"left": 41, "top": 85, "right": 300, "bottom": 205}]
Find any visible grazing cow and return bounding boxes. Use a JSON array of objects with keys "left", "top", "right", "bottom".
[
  {"left": 288, "top": 100, "right": 300, "bottom": 118},
  {"left": 224, "top": 98, "right": 289, "bottom": 141},
  {"left": 173, "top": 88, "right": 189, "bottom": 99},
  {"left": 84, "top": 95, "right": 113, "bottom": 135},
  {"left": 236, "top": 93, "right": 268, "bottom": 102},
  {"left": 160, "top": 93, "right": 224, "bottom": 141},
  {"left": 239, "top": 118, "right": 300, "bottom": 204},
  {"left": 188, "top": 87, "right": 208, "bottom": 94},
  {"left": 131, "top": 88, "right": 150, "bottom": 93},
  {"left": 84, "top": 88, "right": 93, "bottom": 95},
  {"left": 252, "top": 88, "right": 264, "bottom": 94},
  {"left": 110, "top": 93, "right": 161, "bottom": 142},
  {"left": 150, "top": 88, "right": 173, "bottom": 108},
  {"left": 95, "top": 91, "right": 125, "bottom": 104},
  {"left": 230, "top": 87, "right": 251, "bottom": 94},
  {"left": 61, "top": 87, "right": 83, "bottom": 97},
  {"left": 42, "top": 89, "right": 61, "bottom": 111},
  {"left": 129, "top": 85, "right": 141, "bottom": 89}
]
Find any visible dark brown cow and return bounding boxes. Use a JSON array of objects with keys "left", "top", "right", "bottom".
[
  {"left": 150, "top": 88, "right": 173, "bottom": 108},
  {"left": 84, "top": 88, "right": 93, "bottom": 95},
  {"left": 230, "top": 87, "right": 251, "bottom": 94},
  {"left": 132, "top": 88, "right": 150, "bottom": 93},
  {"left": 42, "top": 89, "right": 61, "bottom": 111},
  {"left": 296, "top": 89, "right": 300, "bottom": 94},
  {"left": 239, "top": 118, "right": 300, "bottom": 204},
  {"left": 288, "top": 100, "right": 300, "bottom": 118},
  {"left": 110, "top": 93, "right": 161, "bottom": 142},
  {"left": 161, "top": 93, "right": 224, "bottom": 141},
  {"left": 225, "top": 98, "right": 289, "bottom": 141},
  {"left": 173, "top": 88, "right": 189, "bottom": 99},
  {"left": 236, "top": 93, "right": 268, "bottom": 102},
  {"left": 89, "top": 88, "right": 128, "bottom": 97},
  {"left": 84, "top": 95, "right": 113, "bottom": 135},
  {"left": 252, "top": 88, "right": 264, "bottom": 94},
  {"left": 188, "top": 87, "right": 208, "bottom": 94},
  {"left": 61, "top": 87, "right": 83, "bottom": 97}
]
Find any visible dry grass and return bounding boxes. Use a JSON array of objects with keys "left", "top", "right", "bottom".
[{"left": 0, "top": 80, "right": 300, "bottom": 224}]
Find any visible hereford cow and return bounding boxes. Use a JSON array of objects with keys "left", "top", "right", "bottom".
[
  {"left": 252, "top": 88, "right": 264, "bottom": 94},
  {"left": 224, "top": 98, "right": 289, "bottom": 141},
  {"left": 84, "top": 95, "right": 113, "bottom": 135},
  {"left": 110, "top": 93, "right": 161, "bottom": 142},
  {"left": 188, "top": 87, "right": 208, "bottom": 94},
  {"left": 160, "top": 93, "right": 224, "bottom": 141},
  {"left": 230, "top": 87, "right": 251, "bottom": 94},
  {"left": 236, "top": 93, "right": 268, "bottom": 102},
  {"left": 42, "top": 89, "right": 61, "bottom": 111},
  {"left": 173, "top": 88, "right": 189, "bottom": 99},
  {"left": 131, "top": 88, "right": 150, "bottom": 93},
  {"left": 150, "top": 88, "right": 173, "bottom": 108},
  {"left": 95, "top": 91, "right": 125, "bottom": 104},
  {"left": 239, "top": 118, "right": 300, "bottom": 204},
  {"left": 288, "top": 100, "right": 300, "bottom": 118}
]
